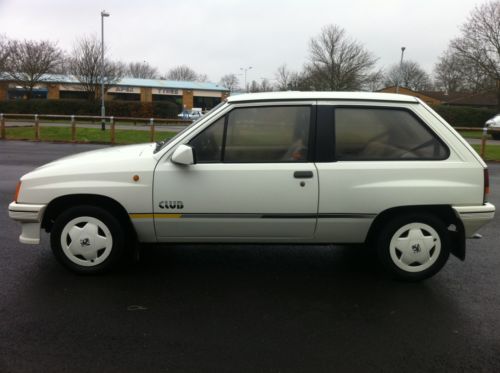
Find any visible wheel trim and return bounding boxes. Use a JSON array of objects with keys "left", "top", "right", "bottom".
[
  {"left": 60, "top": 216, "right": 113, "bottom": 267},
  {"left": 389, "top": 223, "right": 441, "bottom": 273}
]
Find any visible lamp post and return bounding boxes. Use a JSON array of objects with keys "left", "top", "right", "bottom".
[
  {"left": 395, "top": 46, "right": 406, "bottom": 94},
  {"left": 240, "top": 66, "right": 252, "bottom": 92},
  {"left": 100, "top": 10, "right": 110, "bottom": 131}
]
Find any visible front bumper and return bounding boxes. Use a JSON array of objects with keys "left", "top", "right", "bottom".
[
  {"left": 8, "top": 202, "right": 46, "bottom": 244},
  {"left": 453, "top": 202, "right": 496, "bottom": 237}
]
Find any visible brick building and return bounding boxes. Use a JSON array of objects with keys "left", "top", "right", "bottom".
[
  {"left": 380, "top": 86, "right": 498, "bottom": 109},
  {"left": 0, "top": 74, "right": 230, "bottom": 111}
]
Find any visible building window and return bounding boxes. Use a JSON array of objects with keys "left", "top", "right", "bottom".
[
  {"left": 194, "top": 96, "right": 221, "bottom": 111},
  {"left": 108, "top": 93, "right": 140, "bottom": 101}
]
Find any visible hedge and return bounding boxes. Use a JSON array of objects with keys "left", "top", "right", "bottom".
[
  {"left": 0, "top": 99, "right": 179, "bottom": 119},
  {"left": 432, "top": 105, "right": 497, "bottom": 128}
]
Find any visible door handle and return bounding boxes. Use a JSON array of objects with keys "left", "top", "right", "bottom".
[{"left": 294, "top": 171, "right": 314, "bottom": 179}]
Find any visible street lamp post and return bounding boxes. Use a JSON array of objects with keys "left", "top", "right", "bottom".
[
  {"left": 240, "top": 66, "right": 252, "bottom": 92},
  {"left": 395, "top": 46, "right": 406, "bottom": 94},
  {"left": 100, "top": 10, "right": 110, "bottom": 131}
]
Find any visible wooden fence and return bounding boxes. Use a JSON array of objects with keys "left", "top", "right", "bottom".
[{"left": 0, "top": 113, "right": 192, "bottom": 144}]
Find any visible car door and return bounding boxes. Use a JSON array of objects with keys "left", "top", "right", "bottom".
[{"left": 153, "top": 104, "right": 319, "bottom": 241}]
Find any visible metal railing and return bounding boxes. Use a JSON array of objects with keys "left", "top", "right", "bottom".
[{"left": 0, "top": 113, "right": 192, "bottom": 144}]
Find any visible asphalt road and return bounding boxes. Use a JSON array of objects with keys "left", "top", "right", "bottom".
[{"left": 1, "top": 140, "right": 499, "bottom": 373}]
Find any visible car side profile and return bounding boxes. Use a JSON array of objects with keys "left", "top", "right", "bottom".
[{"left": 9, "top": 92, "right": 495, "bottom": 280}]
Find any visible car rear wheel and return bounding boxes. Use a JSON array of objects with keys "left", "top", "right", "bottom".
[
  {"left": 376, "top": 213, "right": 450, "bottom": 281},
  {"left": 50, "top": 205, "right": 126, "bottom": 274}
]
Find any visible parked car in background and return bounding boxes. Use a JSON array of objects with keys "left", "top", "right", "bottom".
[
  {"left": 9, "top": 92, "right": 495, "bottom": 281},
  {"left": 178, "top": 107, "right": 203, "bottom": 120},
  {"left": 486, "top": 114, "right": 500, "bottom": 140}
]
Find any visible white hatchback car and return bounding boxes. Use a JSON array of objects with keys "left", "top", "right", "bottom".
[{"left": 9, "top": 92, "right": 495, "bottom": 280}]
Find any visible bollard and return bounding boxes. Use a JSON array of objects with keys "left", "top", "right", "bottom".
[
  {"left": 150, "top": 118, "right": 155, "bottom": 142},
  {"left": 71, "top": 115, "right": 76, "bottom": 143},
  {"left": 34, "top": 114, "right": 40, "bottom": 141},
  {"left": 480, "top": 126, "right": 487, "bottom": 159},
  {"left": 0, "top": 113, "right": 5, "bottom": 140},
  {"left": 110, "top": 117, "right": 115, "bottom": 144}
]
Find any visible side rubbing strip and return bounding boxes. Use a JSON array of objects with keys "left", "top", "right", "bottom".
[
  {"left": 130, "top": 213, "right": 375, "bottom": 219},
  {"left": 130, "top": 213, "right": 182, "bottom": 219}
]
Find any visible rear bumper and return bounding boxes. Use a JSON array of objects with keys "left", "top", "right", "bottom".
[
  {"left": 453, "top": 202, "right": 495, "bottom": 237},
  {"left": 8, "top": 202, "right": 46, "bottom": 244}
]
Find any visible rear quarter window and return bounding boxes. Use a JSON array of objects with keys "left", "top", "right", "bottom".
[{"left": 335, "top": 107, "right": 449, "bottom": 160}]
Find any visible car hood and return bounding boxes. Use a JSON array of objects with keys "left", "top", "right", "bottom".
[{"left": 22, "top": 143, "right": 156, "bottom": 180}]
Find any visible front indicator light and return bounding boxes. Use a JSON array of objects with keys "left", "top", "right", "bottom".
[{"left": 14, "top": 181, "right": 22, "bottom": 202}]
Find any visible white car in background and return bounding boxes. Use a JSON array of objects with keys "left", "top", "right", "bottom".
[
  {"left": 486, "top": 114, "right": 500, "bottom": 140},
  {"left": 9, "top": 92, "right": 495, "bottom": 281},
  {"left": 178, "top": 108, "right": 203, "bottom": 120}
]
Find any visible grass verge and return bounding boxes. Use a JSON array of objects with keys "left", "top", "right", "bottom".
[
  {"left": 5, "top": 126, "right": 175, "bottom": 145},
  {"left": 456, "top": 130, "right": 488, "bottom": 139},
  {"left": 471, "top": 144, "right": 500, "bottom": 161}
]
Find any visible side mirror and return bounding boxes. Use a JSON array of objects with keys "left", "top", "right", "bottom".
[{"left": 171, "top": 144, "right": 195, "bottom": 165}]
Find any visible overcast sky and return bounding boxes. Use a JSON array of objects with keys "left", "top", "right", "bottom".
[{"left": 0, "top": 0, "right": 484, "bottom": 85}]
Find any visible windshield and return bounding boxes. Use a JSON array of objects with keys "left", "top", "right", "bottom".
[{"left": 154, "top": 101, "right": 228, "bottom": 153}]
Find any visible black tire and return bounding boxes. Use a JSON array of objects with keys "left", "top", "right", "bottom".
[
  {"left": 491, "top": 132, "right": 500, "bottom": 140},
  {"left": 50, "top": 205, "right": 127, "bottom": 274},
  {"left": 376, "top": 213, "right": 450, "bottom": 281}
]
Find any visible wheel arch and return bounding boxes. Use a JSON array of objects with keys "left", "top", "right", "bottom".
[
  {"left": 41, "top": 194, "right": 136, "bottom": 239},
  {"left": 366, "top": 205, "right": 465, "bottom": 260}
]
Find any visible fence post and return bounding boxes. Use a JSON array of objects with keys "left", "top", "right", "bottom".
[
  {"left": 71, "top": 115, "right": 76, "bottom": 143},
  {"left": 480, "top": 126, "right": 487, "bottom": 159},
  {"left": 110, "top": 117, "right": 115, "bottom": 145},
  {"left": 34, "top": 114, "right": 40, "bottom": 141},
  {"left": 150, "top": 118, "right": 155, "bottom": 142},
  {"left": 0, "top": 114, "right": 5, "bottom": 140}
]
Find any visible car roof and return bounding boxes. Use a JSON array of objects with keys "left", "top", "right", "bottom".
[{"left": 227, "top": 91, "right": 419, "bottom": 103}]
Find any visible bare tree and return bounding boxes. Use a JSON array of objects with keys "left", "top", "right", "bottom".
[
  {"left": 4, "top": 39, "right": 63, "bottom": 99},
  {"left": 126, "top": 61, "right": 159, "bottom": 79},
  {"left": 434, "top": 48, "right": 495, "bottom": 93},
  {"left": 0, "top": 35, "right": 9, "bottom": 72},
  {"left": 248, "top": 80, "right": 260, "bottom": 93},
  {"left": 364, "top": 69, "right": 385, "bottom": 92},
  {"left": 219, "top": 74, "right": 240, "bottom": 91},
  {"left": 275, "top": 64, "right": 293, "bottom": 91},
  {"left": 68, "top": 35, "right": 125, "bottom": 101},
  {"left": 305, "top": 24, "right": 378, "bottom": 91},
  {"left": 166, "top": 65, "right": 199, "bottom": 81},
  {"left": 451, "top": 1, "right": 500, "bottom": 109},
  {"left": 197, "top": 73, "right": 209, "bottom": 82},
  {"left": 384, "top": 60, "right": 432, "bottom": 91},
  {"left": 260, "top": 78, "right": 274, "bottom": 92},
  {"left": 434, "top": 49, "right": 467, "bottom": 93}
]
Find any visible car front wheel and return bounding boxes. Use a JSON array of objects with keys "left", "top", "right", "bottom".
[
  {"left": 50, "top": 205, "right": 126, "bottom": 274},
  {"left": 376, "top": 213, "right": 450, "bottom": 281}
]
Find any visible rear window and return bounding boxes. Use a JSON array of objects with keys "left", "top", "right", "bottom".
[{"left": 335, "top": 108, "right": 449, "bottom": 160}]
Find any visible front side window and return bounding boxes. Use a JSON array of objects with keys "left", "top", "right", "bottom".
[
  {"left": 335, "top": 108, "right": 448, "bottom": 160},
  {"left": 189, "top": 106, "right": 311, "bottom": 163},
  {"left": 189, "top": 117, "right": 225, "bottom": 162},
  {"left": 224, "top": 106, "right": 310, "bottom": 163}
]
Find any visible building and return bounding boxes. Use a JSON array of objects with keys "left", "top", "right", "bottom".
[
  {"left": 379, "top": 86, "right": 498, "bottom": 109},
  {"left": 0, "top": 74, "right": 230, "bottom": 111}
]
